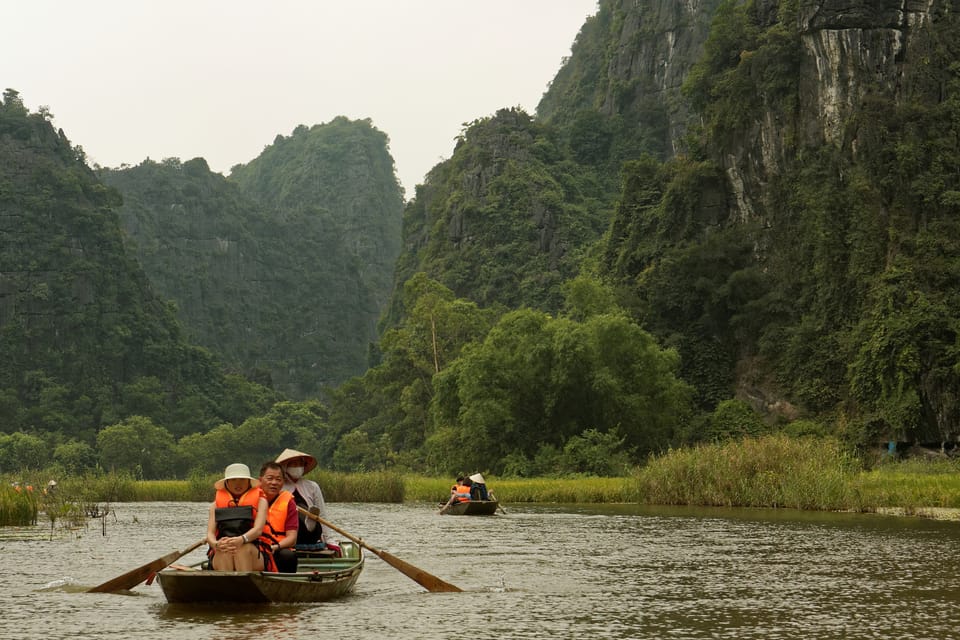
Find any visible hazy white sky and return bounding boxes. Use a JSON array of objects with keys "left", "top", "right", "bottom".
[{"left": 3, "top": 1, "right": 597, "bottom": 197}]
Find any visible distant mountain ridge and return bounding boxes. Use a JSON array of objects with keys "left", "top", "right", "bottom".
[
  {"left": 101, "top": 117, "right": 403, "bottom": 398},
  {"left": 0, "top": 89, "right": 269, "bottom": 441}
]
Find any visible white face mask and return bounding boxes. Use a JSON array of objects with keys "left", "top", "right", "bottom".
[{"left": 285, "top": 465, "right": 305, "bottom": 479}]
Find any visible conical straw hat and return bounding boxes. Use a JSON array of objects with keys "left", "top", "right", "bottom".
[
  {"left": 275, "top": 448, "right": 318, "bottom": 473},
  {"left": 469, "top": 473, "right": 485, "bottom": 484}
]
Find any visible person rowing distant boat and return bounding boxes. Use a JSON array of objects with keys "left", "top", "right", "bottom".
[{"left": 468, "top": 473, "right": 493, "bottom": 501}]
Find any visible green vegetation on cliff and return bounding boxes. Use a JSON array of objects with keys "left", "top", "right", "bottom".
[
  {"left": 0, "top": 89, "right": 275, "bottom": 450},
  {"left": 102, "top": 117, "right": 403, "bottom": 398}
]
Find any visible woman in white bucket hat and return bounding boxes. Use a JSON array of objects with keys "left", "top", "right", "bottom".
[{"left": 206, "top": 463, "right": 270, "bottom": 571}]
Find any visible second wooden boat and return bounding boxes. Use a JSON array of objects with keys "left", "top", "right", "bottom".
[{"left": 441, "top": 499, "right": 500, "bottom": 516}]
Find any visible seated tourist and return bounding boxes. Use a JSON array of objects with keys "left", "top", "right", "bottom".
[{"left": 207, "top": 463, "right": 269, "bottom": 571}]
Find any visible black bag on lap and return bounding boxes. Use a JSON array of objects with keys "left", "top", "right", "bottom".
[{"left": 215, "top": 506, "right": 254, "bottom": 538}]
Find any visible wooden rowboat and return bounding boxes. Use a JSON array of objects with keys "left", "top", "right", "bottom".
[
  {"left": 156, "top": 541, "right": 363, "bottom": 603},
  {"left": 441, "top": 499, "right": 500, "bottom": 516}
]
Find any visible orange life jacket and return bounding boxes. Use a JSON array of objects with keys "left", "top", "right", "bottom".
[
  {"left": 214, "top": 487, "right": 260, "bottom": 538},
  {"left": 215, "top": 486, "right": 261, "bottom": 510},
  {"left": 453, "top": 484, "right": 472, "bottom": 501},
  {"left": 261, "top": 490, "right": 294, "bottom": 546}
]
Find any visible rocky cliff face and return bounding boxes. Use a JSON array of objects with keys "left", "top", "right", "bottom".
[
  {"left": 602, "top": 0, "right": 724, "bottom": 154},
  {"left": 542, "top": 0, "right": 960, "bottom": 440},
  {"left": 545, "top": 0, "right": 945, "bottom": 221},
  {"left": 539, "top": 0, "right": 724, "bottom": 159},
  {"left": 724, "top": 0, "right": 943, "bottom": 221}
]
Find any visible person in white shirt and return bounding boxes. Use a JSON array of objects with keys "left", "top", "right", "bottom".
[{"left": 275, "top": 448, "right": 337, "bottom": 551}]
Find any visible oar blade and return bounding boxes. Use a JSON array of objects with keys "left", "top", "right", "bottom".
[
  {"left": 87, "top": 539, "right": 206, "bottom": 593},
  {"left": 297, "top": 506, "right": 462, "bottom": 593},
  {"left": 375, "top": 548, "right": 463, "bottom": 593}
]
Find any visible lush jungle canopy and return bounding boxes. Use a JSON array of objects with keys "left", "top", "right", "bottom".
[{"left": 3, "top": 0, "right": 960, "bottom": 479}]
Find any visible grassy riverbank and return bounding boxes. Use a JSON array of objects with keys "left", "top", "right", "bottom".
[{"left": 5, "top": 435, "right": 960, "bottom": 526}]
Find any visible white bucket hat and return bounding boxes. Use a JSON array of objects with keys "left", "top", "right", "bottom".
[
  {"left": 214, "top": 463, "right": 260, "bottom": 490},
  {"left": 275, "top": 448, "right": 318, "bottom": 473}
]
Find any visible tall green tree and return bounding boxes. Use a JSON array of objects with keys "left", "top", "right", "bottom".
[
  {"left": 428, "top": 307, "right": 694, "bottom": 473},
  {"left": 327, "top": 274, "right": 498, "bottom": 468},
  {"left": 96, "top": 416, "right": 176, "bottom": 479}
]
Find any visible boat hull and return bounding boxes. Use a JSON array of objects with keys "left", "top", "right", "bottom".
[
  {"left": 157, "top": 542, "right": 363, "bottom": 603},
  {"left": 442, "top": 500, "right": 499, "bottom": 516}
]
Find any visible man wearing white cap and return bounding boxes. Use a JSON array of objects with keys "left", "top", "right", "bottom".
[{"left": 275, "top": 448, "right": 337, "bottom": 551}]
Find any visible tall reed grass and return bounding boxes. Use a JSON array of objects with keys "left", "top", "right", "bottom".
[
  {"left": 852, "top": 458, "right": 960, "bottom": 509},
  {"left": 46, "top": 470, "right": 408, "bottom": 503},
  {"left": 314, "top": 470, "right": 405, "bottom": 502},
  {"left": 634, "top": 434, "right": 857, "bottom": 510},
  {"left": 6, "top": 437, "right": 960, "bottom": 518},
  {"left": 0, "top": 484, "right": 38, "bottom": 526}
]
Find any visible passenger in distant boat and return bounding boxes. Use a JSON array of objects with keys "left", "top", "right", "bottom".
[
  {"left": 276, "top": 448, "right": 340, "bottom": 555},
  {"left": 452, "top": 477, "right": 473, "bottom": 503},
  {"left": 258, "top": 461, "right": 299, "bottom": 573},
  {"left": 450, "top": 475, "right": 464, "bottom": 497},
  {"left": 207, "top": 463, "right": 269, "bottom": 571}
]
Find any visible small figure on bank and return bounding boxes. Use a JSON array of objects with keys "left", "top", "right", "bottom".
[
  {"left": 275, "top": 448, "right": 339, "bottom": 554},
  {"left": 207, "top": 463, "right": 269, "bottom": 571},
  {"left": 258, "top": 461, "right": 299, "bottom": 573}
]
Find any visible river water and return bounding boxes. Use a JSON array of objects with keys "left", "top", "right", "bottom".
[{"left": 3, "top": 501, "right": 960, "bottom": 639}]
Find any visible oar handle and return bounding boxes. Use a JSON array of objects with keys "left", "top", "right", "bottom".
[{"left": 296, "top": 507, "right": 380, "bottom": 554}]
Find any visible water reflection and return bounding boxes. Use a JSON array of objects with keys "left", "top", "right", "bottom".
[
  {"left": 155, "top": 603, "right": 304, "bottom": 640},
  {"left": 4, "top": 502, "right": 960, "bottom": 639}
]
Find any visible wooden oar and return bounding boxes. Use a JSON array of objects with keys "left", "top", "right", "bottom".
[
  {"left": 298, "top": 507, "right": 462, "bottom": 593},
  {"left": 87, "top": 538, "right": 207, "bottom": 593},
  {"left": 438, "top": 497, "right": 455, "bottom": 515},
  {"left": 489, "top": 494, "right": 507, "bottom": 514}
]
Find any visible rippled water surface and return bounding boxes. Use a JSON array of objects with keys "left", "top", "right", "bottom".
[{"left": 4, "top": 502, "right": 960, "bottom": 639}]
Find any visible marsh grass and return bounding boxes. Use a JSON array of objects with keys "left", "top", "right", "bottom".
[
  {"left": 5, "top": 438, "right": 960, "bottom": 517},
  {"left": 0, "top": 484, "right": 38, "bottom": 526},
  {"left": 46, "top": 470, "right": 409, "bottom": 503},
  {"left": 635, "top": 434, "right": 857, "bottom": 510},
  {"left": 852, "top": 458, "right": 960, "bottom": 509},
  {"left": 314, "top": 471, "right": 404, "bottom": 502}
]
